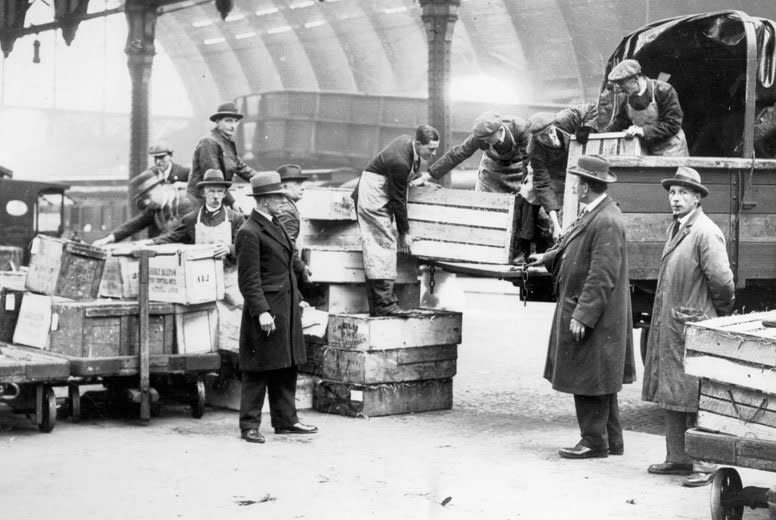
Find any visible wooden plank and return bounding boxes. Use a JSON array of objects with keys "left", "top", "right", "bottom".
[
  {"left": 407, "top": 185, "right": 515, "bottom": 210},
  {"left": 685, "top": 428, "right": 738, "bottom": 464},
  {"left": 0, "top": 344, "right": 70, "bottom": 382},
  {"left": 303, "top": 249, "right": 418, "bottom": 284},
  {"left": 697, "top": 411, "right": 776, "bottom": 442},
  {"left": 685, "top": 322, "right": 776, "bottom": 368},
  {"left": 313, "top": 378, "right": 453, "bottom": 417},
  {"left": 408, "top": 221, "right": 508, "bottom": 247},
  {"left": 321, "top": 344, "right": 457, "bottom": 384},
  {"left": 412, "top": 240, "right": 509, "bottom": 264},
  {"left": 623, "top": 213, "right": 730, "bottom": 242},
  {"left": 407, "top": 203, "right": 509, "bottom": 229},
  {"left": 600, "top": 137, "right": 619, "bottom": 156},
  {"left": 702, "top": 379, "right": 776, "bottom": 411},
  {"left": 607, "top": 156, "right": 776, "bottom": 170},
  {"left": 311, "top": 283, "right": 420, "bottom": 314},
  {"left": 685, "top": 352, "right": 776, "bottom": 393},
  {"left": 609, "top": 182, "right": 733, "bottom": 214},
  {"left": 297, "top": 187, "right": 357, "bottom": 220},
  {"left": 327, "top": 310, "right": 462, "bottom": 351},
  {"left": 298, "top": 220, "right": 362, "bottom": 250}
]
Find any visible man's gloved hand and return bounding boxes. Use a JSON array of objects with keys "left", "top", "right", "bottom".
[{"left": 575, "top": 126, "right": 593, "bottom": 146}]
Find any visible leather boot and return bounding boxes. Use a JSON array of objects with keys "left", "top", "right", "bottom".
[
  {"left": 371, "top": 279, "right": 406, "bottom": 316},
  {"left": 364, "top": 279, "right": 378, "bottom": 315}
]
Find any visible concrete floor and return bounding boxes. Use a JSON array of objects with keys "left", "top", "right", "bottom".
[{"left": 1, "top": 278, "right": 774, "bottom": 520}]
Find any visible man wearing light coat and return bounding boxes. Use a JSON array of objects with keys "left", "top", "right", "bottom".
[{"left": 643, "top": 166, "right": 735, "bottom": 487}]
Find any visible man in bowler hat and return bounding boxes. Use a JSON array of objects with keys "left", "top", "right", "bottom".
[
  {"left": 529, "top": 155, "right": 635, "bottom": 459},
  {"left": 236, "top": 171, "right": 317, "bottom": 443}
]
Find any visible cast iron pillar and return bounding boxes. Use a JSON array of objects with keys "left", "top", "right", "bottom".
[
  {"left": 124, "top": 0, "right": 159, "bottom": 210},
  {"left": 419, "top": 0, "right": 460, "bottom": 173}
]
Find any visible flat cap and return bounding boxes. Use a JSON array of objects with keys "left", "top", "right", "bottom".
[
  {"left": 148, "top": 144, "right": 173, "bottom": 156},
  {"left": 527, "top": 112, "right": 556, "bottom": 134},
  {"left": 608, "top": 58, "right": 642, "bottom": 82},
  {"left": 472, "top": 111, "right": 503, "bottom": 139}
]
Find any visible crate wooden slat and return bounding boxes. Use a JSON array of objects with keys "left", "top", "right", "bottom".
[
  {"left": 300, "top": 340, "right": 325, "bottom": 377},
  {"left": 327, "top": 310, "right": 462, "bottom": 351},
  {"left": 314, "top": 378, "right": 453, "bottom": 417},
  {"left": 407, "top": 186, "right": 518, "bottom": 264},
  {"left": 174, "top": 302, "right": 218, "bottom": 354},
  {"left": 686, "top": 428, "right": 776, "bottom": 473},
  {"left": 0, "top": 343, "right": 70, "bottom": 383},
  {"left": 296, "top": 187, "right": 356, "bottom": 221},
  {"left": 698, "top": 379, "right": 776, "bottom": 442},
  {"left": 321, "top": 344, "right": 457, "bottom": 384},
  {"left": 684, "top": 310, "right": 776, "bottom": 393},
  {"left": 297, "top": 220, "right": 362, "bottom": 250},
  {"left": 26, "top": 235, "right": 107, "bottom": 300},
  {"left": 303, "top": 249, "right": 418, "bottom": 284},
  {"left": 306, "top": 282, "right": 419, "bottom": 314},
  {"left": 68, "top": 352, "right": 220, "bottom": 378}
]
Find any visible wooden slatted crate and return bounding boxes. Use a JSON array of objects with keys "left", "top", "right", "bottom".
[
  {"left": 698, "top": 379, "right": 776, "bottom": 442},
  {"left": 297, "top": 220, "right": 362, "bottom": 250},
  {"left": 407, "top": 186, "right": 519, "bottom": 264},
  {"left": 303, "top": 249, "right": 418, "bottom": 284},
  {"left": 314, "top": 378, "right": 453, "bottom": 417},
  {"left": 296, "top": 187, "right": 356, "bottom": 220},
  {"left": 26, "top": 235, "right": 107, "bottom": 300},
  {"left": 327, "top": 310, "right": 462, "bottom": 351}
]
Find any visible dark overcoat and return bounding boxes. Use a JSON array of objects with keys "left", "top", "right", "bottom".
[
  {"left": 236, "top": 211, "right": 305, "bottom": 372},
  {"left": 543, "top": 196, "right": 636, "bottom": 395}
]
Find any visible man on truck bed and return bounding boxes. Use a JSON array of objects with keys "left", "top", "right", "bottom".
[
  {"left": 605, "top": 59, "right": 689, "bottom": 157},
  {"left": 642, "top": 167, "right": 735, "bottom": 487}
]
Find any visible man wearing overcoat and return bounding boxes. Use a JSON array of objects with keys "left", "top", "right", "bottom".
[
  {"left": 530, "top": 154, "right": 635, "bottom": 459},
  {"left": 236, "top": 171, "right": 317, "bottom": 444}
]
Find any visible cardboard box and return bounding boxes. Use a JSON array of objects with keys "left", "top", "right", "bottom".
[{"left": 26, "top": 235, "right": 107, "bottom": 299}]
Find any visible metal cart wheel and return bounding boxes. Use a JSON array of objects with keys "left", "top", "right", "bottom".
[
  {"left": 191, "top": 378, "right": 206, "bottom": 419},
  {"left": 38, "top": 386, "right": 57, "bottom": 433},
  {"left": 68, "top": 382, "right": 81, "bottom": 423},
  {"left": 711, "top": 468, "right": 744, "bottom": 520}
]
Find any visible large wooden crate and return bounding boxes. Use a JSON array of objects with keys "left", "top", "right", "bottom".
[
  {"left": 303, "top": 249, "right": 418, "bottom": 284},
  {"left": 297, "top": 187, "right": 356, "bottom": 220},
  {"left": 306, "top": 282, "right": 420, "bottom": 314},
  {"left": 300, "top": 340, "right": 325, "bottom": 377},
  {"left": 406, "top": 186, "right": 519, "bottom": 264},
  {"left": 174, "top": 302, "right": 218, "bottom": 354},
  {"left": 0, "top": 246, "right": 23, "bottom": 271},
  {"left": 314, "top": 378, "right": 453, "bottom": 417},
  {"left": 297, "top": 220, "right": 362, "bottom": 250},
  {"left": 685, "top": 311, "right": 776, "bottom": 394},
  {"left": 698, "top": 379, "right": 776, "bottom": 442},
  {"left": 0, "top": 289, "right": 25, "bottom": 343},
  {"left": 321, "top": 344, "right": 457, "bottom": 384},
  {"left": 327, "top": 310, "right": 462, "bottom": 351},
  {"left": 26, "top": 235, "right": 107, "bottom": 300}
]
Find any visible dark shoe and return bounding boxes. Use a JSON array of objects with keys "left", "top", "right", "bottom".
[
  {"left": 682, "top": 472, "right": 715, "bottom": 487},
  {"left": 275, "top": 422, "right": 318, "bottom": 435},
  {"left": 558, "top": 445, "right": 608, "bottom": 459},
  {"left": 241, "top": 429, "right": 265, "bottom": 444},
  {"left": 608, "top": 445, "right": 624, "bottom": 456},
  {"left": 647, "top": 462, "right": 693, "bottom": 475},
  {"left": 371, "top": 303, "right": 408, "bottom": 317}
]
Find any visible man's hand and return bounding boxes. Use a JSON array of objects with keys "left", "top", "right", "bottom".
[
  {"left": 570, "top": 318, "right": 586, "bottom": 341},
  {"left": 299, "top": 300, "right": 310, "bottom": 310},
  {"left": 409, "top": 172, "right": 440, "bottom": 188},
  {"left": 302, "top": 265, "right": 313, "bottom": 284},
  {"left": 93, "top": 234, "right": 115, "bottom": 247},
  {"left": 624, "top": 125, "right": 645, "bottom": 139},
  {"left": 548, "top": 210, "right": 562, "bottom": 241},
  {"left": 526, "top": 252, "right": 545, "bottom": 267},
  {"left": 212, "top": 242, "right": 230, "bottom": 259},
  {"left": 398, "top": 233, "right": 413, "bottom": 254},
  {"left": 259, "top": 312, "right": 276, "bottom": 335}
]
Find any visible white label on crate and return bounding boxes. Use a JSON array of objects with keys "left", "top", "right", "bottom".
[
  {"left": 4, "top": 294, "right": 15, "bottom": 311},
  {"left": 349, "top": 389, "right": 363, "bottom": 402},
  {"left": 30, "top": 236, "right": 40, "bottom": 255},
  {"left": 50, "top": 313, "right": 59, "bottom": 331}
]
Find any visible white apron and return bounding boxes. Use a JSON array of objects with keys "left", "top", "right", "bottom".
[
  {"left": 628, "top": 80, "right": 689, "bottom": 157},
  {"left": 357, "top": 171, "right": 399, "bottom": 279},
  {"left": 195, "top": 207, "right": 243, "bottom": 309}
]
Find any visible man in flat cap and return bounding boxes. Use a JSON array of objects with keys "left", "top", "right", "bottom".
[
  {"left": 188, "top": 102, "right": 258, "bottom": 209},
  {"left": 529, "top": 155, "right": 635, "bottom": 460},
  {"left": 605, "top": 58, "right": 689, "bottom": 156},
  {"left": 643, "top": 167, "right": 734, "bottom": 487},
  {"left": 236, "top": 171, "right": 317, "bottom": 444},
  {"left": 148, "top": 144, "right": 190, "bottom": 184},
  {"left": 271, "top": 164, "right": 307, "bottom": 243}
]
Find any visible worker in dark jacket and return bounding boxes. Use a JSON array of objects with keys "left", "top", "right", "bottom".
[
  {"left": 188, "top": 102, "right": 257, "bottom": 208},
  {"left": 93, "top": 169, "right": 194, "bottom": 245},
  {"left": 353, "top": 125, "right": 439, "bottom": 315},
  {"left": 148, "top": 144, "right": 190, "bottom": 184},
  {"left": 236, "top": 171, "right": 317, "bottom": 444},
  {"left": 605, "top": 59, "right": 688, "bottom": 156},
  {"left": 271, "top": 164, "right": 307, "bottom": 243}
]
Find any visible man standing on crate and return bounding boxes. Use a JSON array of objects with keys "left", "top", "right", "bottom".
[
  {"left": 236, "top": 171, "right": 317, "bottom": 444},
  {"left": 528, "top": 155, "right": 635, "bottom": 460},
  {"left": 642, "top": 167, "right": 734, "bottom": 487},
  {"left": 352, "top": 125, "right": 439, "bottom": 316},
  {"left": 270, "top": 164, "right": 307, "bottom": 243}
]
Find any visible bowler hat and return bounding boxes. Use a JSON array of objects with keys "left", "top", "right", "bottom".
[
  {"left": 196, "top": 168, "right": 232, "bottom": 189},
  {"left": 251, "top": 171, "right": 285, "bottom": 197},
  {"left": 567, "top": 154, "right": 617, "bottom": 183},
  {"left": 661, "top": 166, "right": 709, "bottom": 197},
  {"left": 210, "top": 102, "right": 244, "bottom": 122},
  {"left": 527, "top": 112, "right": 556, "bottom": 134},
  {"left": 472, "top": 111, "right": 504, "bottom": 139},
  {"left": 608, "top": 58, "right": 642, "bottom": 82},
  {"left": 276, "top": 164, "right": 306, "bottom": 182},
  {"left": 130, "top": 170, "right": 163, "bottom": 200},
  {"left": 148, "top": 144, "right": 173, "bottom": 156}
]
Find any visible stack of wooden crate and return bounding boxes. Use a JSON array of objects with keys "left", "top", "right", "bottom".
[
  {"left": 684, "top": 311, "right": 776, "bottom": 441},
  {"left": 313, "top": 310, "right": 462, "bottom": 417}
]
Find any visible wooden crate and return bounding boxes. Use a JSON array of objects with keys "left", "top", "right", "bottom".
[
  {"left": 12, "top": 295, "right": 175, "bottom": 356},
  {"left": 297, "top": 187, "right": 356, "bottom": 220},
  {"left": 685, "top": 310, "right": 776, "bottom": 394},
  {"left": 698, "top": 379, "right": 776, "bottom": 442},
  {"left": 0, "top": 343, "right": 70, "bottom": 383},
  {"left": 686, "top": 428, "right": 776, "bottom": 473},
  {"left": 0, "top": 246, "right": 23, "bottom": 271},
  {"left": 205, "top": 373, "right": 319, "bottom": 412},
  {"left": 306, "top": 282, "right": 420, "bottom": 314},
  {"left": 298, "top": 220, "right": 362, "bottom": 250},
  {"left": 0, "top": 289, "right": 25, "bottom": 343},
  {"left": 406, "top": 186, "right": 518, "bottom": 264},
  {"left": 300, "top": 340, "right": 325, "bottom": 377},
  {"left": 303, "top": 249, "right": 418, "bottom": 284},
  {"left": 0, "top": 270, "right": 27, "bottom": 291},
  {"left": 99, "top": 243, "right": 140, "bottom": 299},
  {"left": 25, "top": 235, "right": 107, "bottom": 300},
  {"left": 314, "top": 378, "right": 453, "bottom": 417},
  {"left": 327, "top": 310, "right": 462, "bottom": 351},
  {"left": 174, "top": 302, "right": 218, "bottom": 354},
  {"left": 321, "top": 344, "right": 457, "bottom": 384}
]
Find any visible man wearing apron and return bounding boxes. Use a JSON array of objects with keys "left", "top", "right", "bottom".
[
  {"left": 352, "top": 125, "right": 439, "bottom": 316},
  {"left": 605, "top": 59, "right": 689, "bottom": 157}
]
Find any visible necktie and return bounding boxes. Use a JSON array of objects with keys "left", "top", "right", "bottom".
[{"left": 671, "top": 220, "right": 680, "bottom": 239}]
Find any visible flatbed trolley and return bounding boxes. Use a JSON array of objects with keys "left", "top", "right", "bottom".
[
  {"left": 686, "top": 428, "right": 776, "bottom": 519},
  {"left": 0, "top": 343, "right": 70, "bottom": 432}
]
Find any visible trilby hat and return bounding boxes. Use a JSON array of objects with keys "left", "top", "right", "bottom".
[
  {"left": 276, "top": 164, "right": 306, "bottom": 183},
  {"left": 210, "top": 102, "right": 244, "bottom": 122},
  {"left": 196, "top": 168, "right": 232, "bottom": 189},
  {"left": 661, "top": 166, "right": 709, "bottom": 197},
  {"left": 130, "top": 170, "right": 163, "bottom": 200},
  {"left": 251, "top": 171, "right": 285, "bottom": 197},
  {"left": 567, "top": 154, "right": 617, "bottom": 183}
]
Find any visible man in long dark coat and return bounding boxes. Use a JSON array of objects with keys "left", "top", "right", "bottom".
[
  {"left": 529, "top": 154, "right": 635, "bottom": 459},
  {"left": 236, "top": 171, "right": 317, "bottom": 444}
]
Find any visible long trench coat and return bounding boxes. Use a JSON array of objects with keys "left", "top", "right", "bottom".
[
  {"left": 544, "top": 196, "right": 636, "bottom": 395},
  {"left": 236, "top": 211, "right": 306, "bottom": 373},
  {"left": 642, "top": 208, "right": 735, "bottom": 412}
]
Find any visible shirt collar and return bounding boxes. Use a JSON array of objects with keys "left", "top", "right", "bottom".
[
  {"left": 203, "top": 204, "right": 223, "bottom": 216},
  {"left": 583, "top": 193, "right": 607, "bottom": 213},
  {"left": 676, "top": 207, "right": 697, "bottom": 226},
  {"left": 255, "top": 208, "right": 274, "bottom": 222}
]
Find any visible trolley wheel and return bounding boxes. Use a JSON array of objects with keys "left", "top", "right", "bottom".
[
  {"left": 191, "top": 379, "right": 206, "bottom": 419},
  {"left": 711, "top": 468, "right": 744, "bottom": 520},
  {"left": 68, "top": 382, "right": 81, "bottom": 422},
  {"left": 38, "top": 386, "right": 57, "bottom": 433},
  {"left": 640, "top": 326, "right": 649, "bottom": 364}
]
